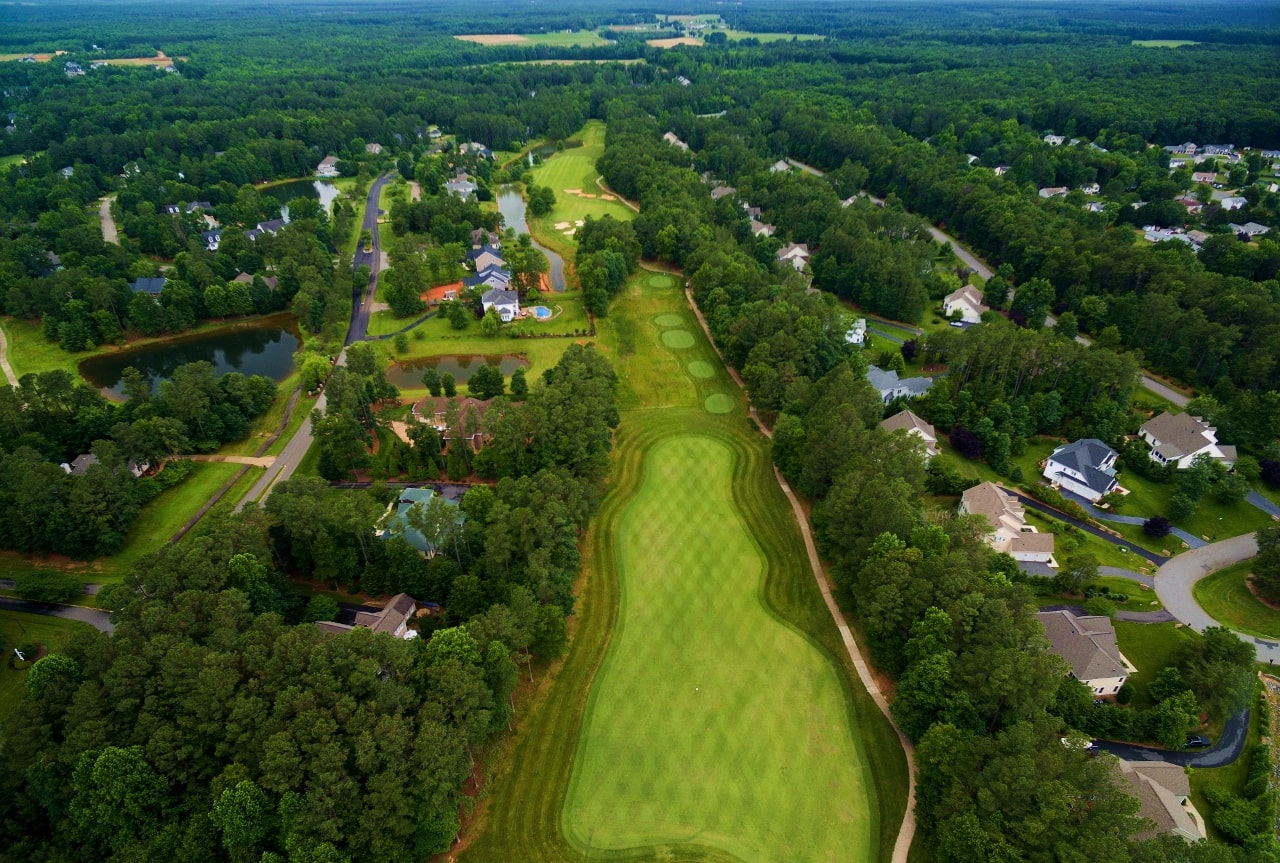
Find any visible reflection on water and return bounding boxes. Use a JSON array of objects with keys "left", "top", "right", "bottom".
[
  {"left": 496, "top": 187, "right": 566, "bottom": 291},
  {"left": 387, "top": 354, "right": 529, "bottom": 389}
]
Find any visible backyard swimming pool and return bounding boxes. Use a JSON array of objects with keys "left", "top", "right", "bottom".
[{"left": 533, "top": 305, "right": 552, "bottom": 319}]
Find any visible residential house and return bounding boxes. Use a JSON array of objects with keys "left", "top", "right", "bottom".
[
  {"left": 129, "top": 277, "right": 167, "bottom": 296},
  {"left": 743, "top": 205, "right": 763, "bottom": 218},
  {"left": 994, "top": 165, "right": 1009, "bottom": 176},
  {"left": 464, "top": 266, "right": 512, "bottom": 291},
  {"left": 246, "top": 219, "right": 285, "bottom": 242},
  {"left": 769, "top": 159, "right": 791, "bottom": 173},
  {"left": 845, "top": 317, "right": 867, "bottom": 346},
  {"left": 1165, "top": 142, "right": 1197, "bottom": 155},
  {"left": 470, "top": 228, "right": 500, "bottom": 248},
  {"left": 1086, "top": 201, "right": 1107, "bottom": 213},
  {"left": 64, "top": 61, "right": 84, "bottom": 76},
  {"left": 662, "top": 131, "right": 690, "bottom": 152},
  {"left": 942, "top": 284, "right": 988, "bottom": 323},
  {"left": 1080, "top": 182, "right": 1100, "bottom": 195},
  {"left": 316, "top": 155, "right": 340, "bottom": 178},
  {"left": 468, "top": 246, "right": 505, "bottom": 272},
  {"left": 185, "top": 201, "right": 213, "bottom": 213},
  {"left": 163, "top": 204, "right": 181, "bottom": 215},
  {"left": 233, "top": 272, "right": 279, "bottom": 291},
  {"left": 458, "top": 142, "right": 494, "bottom": 160},
  {"left": 1116, "top": 760, "right": 1207, "bottom": 842},
  {"left": 676, "top": 75, "right": 692, "bottom": 87},
  {"left": 709, "top": 185, "right": 736, "bottom": 200},
  {"left": 1176, "top": 196, "right": 1203, "bottom": 215},
  {"left": 1043, "top": 134, "right": 1066, "bottom": 146},
  {"left": 201, "top": 230, "right": 221, "bottom": 252},
  {"left": 1187, "top": 230, "right": 1210, "bottom": 246},
  {"left": 365, "top": 142, "right": 383, "bottom": 154},
  {"left": 1229, "top": 221, "right": 1270, "bottom": 239},
  {"left": 66, "top": 453, "right": 98, "bottom": 476},
  {"left": 879, "top": 409, "right": 938, "bottom": 458},
  {"left": 1038, "top": 186, "right": 1069, "bottom": 199},
  {"left": 1139, "top": 411, "right": 1237, "bottom": 468},
  {"left": 960, "top": 481, "right": 1058, "bottom": 574},
  {"left": 1202, "top": 144, "right": 1235, "bottom": 156},
  {"left": 445, "top": 174, "right": 478, "bottom": 198},
  {"left": 481, "top": 287, "right": 520, "bottom": 322},
  {"left": 750, "top": 219, "right": 775, "bottom": 238},
  {"left": 776, "top": 243, "right": 810, "bottom": 271},
  {"left": 1143, "top": 228, "right": 1196, "bottom": 248},
  {"left": 316, "top": 593, "right": 420, "bottom": 639},
  {"left": 866, "top": 365, "right": 932, "bottom": 404},
  {"left": 1220, "top": 196, "right": 1248, "bottom": 211},
  {"left": 1042, "top": 438, "right": 1121, "bottom": 503},
  {"left": 412, "top": 396, "right": 493, "bottom": 451},
  {"left": 966, "top": 154, "right": 980, "bottom": 165},
  {"left": 1191, "top": 171, "right": 1218, "bottom": 185},
  {"left": 1036, "top": 609, "right": 1130, "bottom": 694}
]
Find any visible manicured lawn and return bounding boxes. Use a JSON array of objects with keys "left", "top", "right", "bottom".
[
  {"left": 1110, "top": 468, "right": 1272, "bottom": 542},
  {"left": 1089, "top": 576, "right": 1163, "bottom": 611},
  {"left": 460, "top": 268, "right": 906, "bottom": 863},
  {"left": 526, "top": 120, "right": 635, "bottom": 259},
  {"left": 1192, "top": 560, "right": 1280, "bottom": 639},
  {"left": 0, "top": 610, "right": 94, "bottom": 719},
  {"left": 1025, "top": 508, "right": 1155, "bottom": 573},
  {"left": 1131, "top": 39, "right": 1198, "bottom": 47},
  {"left": 1114, "top": 621, "right": 1200, "bottom": 710},
  {"left": 0, "top": 154, "right": 26, "bottom": 169}
]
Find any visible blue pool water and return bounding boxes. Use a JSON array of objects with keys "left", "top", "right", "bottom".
[{"left": 533, "top": 306, "right": 552, "bottom": 319}]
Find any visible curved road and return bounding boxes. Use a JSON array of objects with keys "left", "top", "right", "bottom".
[
  {"left": 0, "top": 596, "right": 114, "bottom": 634},
  {"left": 1095, "top": 706, "right": 1250, "bottom": 768}
]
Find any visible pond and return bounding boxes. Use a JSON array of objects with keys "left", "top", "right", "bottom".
[
  {"left": 259, "top": 179, "right": 341, "bottom": 219},
  {"left": 80, "top": 321, "right": 301, "bottom": 398},
  {"left": 496, "top": 186, "right": 566, "bottom": 292},
  {"left": 387, "top": 354, "right": 529, "bottom": 389}
]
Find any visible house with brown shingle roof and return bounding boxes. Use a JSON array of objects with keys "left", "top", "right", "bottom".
[
  {"left": 1115, "top": 759, "right": 1207, "bottom": 842},
  {"left": 961, "top": 482, "right": 1057, "bottom": 573},
  {"left": 316, "top": 593, "right": 419, "bottom": 639},
  {"left": 879, "top": 409, "right": 938, "bottom": 458},
  {"left": 411, "top": 396, "right": 492, "bottom": 452},
  {"left": 942, "top": 284, "right": 988, "bottom": 323},
  {"left": 1036, "top": 609, "right": 1130, "bottom": 695},
  {"left": 1139, "top": 412, "right": 1236, "bottom": 469}
]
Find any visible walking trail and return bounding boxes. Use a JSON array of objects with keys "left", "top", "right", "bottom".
[
  {"left": 0, "top": 320, "right": 17, "bottom": 387},
  {"left": 683, "top": 280, "right": 918, "bottom": 863}
]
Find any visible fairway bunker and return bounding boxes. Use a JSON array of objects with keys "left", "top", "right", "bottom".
[
  {"left": 653, "top": 313, "right": 684, "bottom": 327},
  {"left": 686, "top": 360, "right": 715, "bottom": 379},
  {"left": 703, "top": 393, "right": 734, "bottom": 413},
  {"left": 660, "top": 330, "right": 695, "bottom": 349}
]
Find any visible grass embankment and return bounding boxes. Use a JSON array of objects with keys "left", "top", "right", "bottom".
[
  {"left": 460, "top": 271, "right": 905, "bottom": 863},
  {"left": 0, "top": 610, "right": 93, "bottom": 719},
  {"left": 1114, "top": 621, "right": 1200, "bottom": 711},
  {"left": 1193, "top": 560, "right": 1280, "bottom": 639}
]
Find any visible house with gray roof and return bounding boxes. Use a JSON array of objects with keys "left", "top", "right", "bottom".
[
  {"left": 1229, "top": 221, "right": 1270, "bottom": 239},
  {"left": 481, "top": 288, "right": 520, "bottom": 322},
  {"left": 129, "top": 277, "right": 167, "bottom": 296},
  {"left": 1139, "top": 412, "right": 1236, "bottom": 469},
  {"left": 1036, "top": 609, "right": 1131, "bottom": 695},
  {"left": 375, "top": 488, "right": 462, "bottom": 558},
  {"left": 1116, "top": 759, "right": 1207, "bottom": 842},
  {"left": 1042, "top": 438, "right": 1121, "bottom": 503},
  {"left": 866, "top": 365, "right": 932, "bottom": 404}
]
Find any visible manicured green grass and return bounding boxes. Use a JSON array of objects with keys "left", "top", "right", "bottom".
[
  {"left": 0, "top": 154, "right": 26, "bottom": 169},
  {"left": 1131, "top": 39, "right": 1198, "bottom": 47},
  {"left": 1111, "top": 468, "right": 1272, "bottom": 542},
  {"left": 526, "top": 121, "right": 635, "bottom": 259},
  {"left": 1192, "top": 560, "right": 1280, "bottom": 639},
  {"left": 0, "top": 610, "right": 94, "bottom": 719},
  {"left": 1090, "top": 576, "right": 1163, "bottom": 612},
  {"left": 523, "top": 30, "right": 613, "bottom": 47},
  {"left": 722, "top": 29, "right": 826, "bottom": 42},
  {"left": 1114, "top": 621, "right": 1200, "bottom": 710},
  {"left": 1025, "top": 508, "right": 1155, "bottom": 572},
  {"left": 460, "top": 268, "right": 906, "bottom": 863}
]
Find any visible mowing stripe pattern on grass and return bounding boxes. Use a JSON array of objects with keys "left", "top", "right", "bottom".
[{"left": 564, "top": 435, "right": 873, "bottom": 861}]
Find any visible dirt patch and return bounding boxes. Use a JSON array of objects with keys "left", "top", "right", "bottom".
[
  {"left": 647, "top": 36, "right": 705, "bottom": 48},
  {"left": 420, "top": 281, "right": 464, "bottom": 305},
  {"left": 455, "top": 34, "right": 529, "bottom": 45}
]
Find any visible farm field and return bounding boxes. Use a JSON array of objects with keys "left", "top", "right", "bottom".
[
  {"left": 1192, "top": 560, "right": 1280, "bottom": 639},
  {"left": 723, "top": 30, "right": 827, "bottom": 41},
  {"left": 1131, "top": 39, "right": 1199, "bottom": 47},
  {"left": 647, "top": 36, "right": 704, "bottom": 47},
  {"left": 455, "top": 31, "right": 612, "bottom": 47},
  {"left": 459, "top": 270, "right": 904, "bottom": 863}
]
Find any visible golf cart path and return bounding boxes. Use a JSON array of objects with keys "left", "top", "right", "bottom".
[
  {"left": 0, "top": 319, "right": 17, "bottom": 387},
  {"left": 683, "top": 278, "right": 918, "bottom": 863}
]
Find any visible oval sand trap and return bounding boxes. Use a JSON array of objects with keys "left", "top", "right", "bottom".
[
  {"left": 703, "top": 393, "right": 734, "bottom": 413},
  {"left": 654, "top": 314, "right": 684, "bottom": 327},
  {"left": 661, "top": 330, "right": 695, "bottom": 349},
  {"left": 686, "top": 360, "right": 715, "bottom": 379}
]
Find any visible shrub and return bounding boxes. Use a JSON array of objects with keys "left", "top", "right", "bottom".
[
  {"left": 13, "top": 571, "right": 83, "bottom": 604},
  {"left": 302, "top": 594, "right": 340, "bottom": 623},
  {"left": 1084, "top": 596, "right": 1117, "bottom": 617},
  {"left": 1143, "top": 515, "right": 1173, "bottom": 538},
  {"left": 1260, "top": 458, "right": 1280, "bottom": 489},
  {"left": 949, "top": 425, "right": 984, "bottom": 460},
  {"left": 1167, "top": 493, "right": 1197, "bottom": 521}
]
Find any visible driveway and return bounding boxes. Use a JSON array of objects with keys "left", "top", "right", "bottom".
[
  {"left": 1152, "top": 533, "right": 1280, "bottom": 662},
  {"left": 0, "top": 595, "right": 114, "bottom": 634},
  {"left": 1094, "top": 707, "right": 1250, "bottom": 768},
  {"left": 1009, "top": 489, "right": 1168, "bottom": 566}
]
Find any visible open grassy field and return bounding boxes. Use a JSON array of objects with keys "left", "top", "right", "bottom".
[
  {"left": 1114, "top": 621, "right": 1200, "bottom": 710},
  {"left": 0, "top": 154, "right": 26, "bottom": 169},
  {"left": 0, "top": 610, "right": 94, "bottom": 719},
  {"left": 723, "top": 30, "right": 827, "bottom": 42},
  {"left": 1110, "top": 468, "right": 1272, "bottom": 542},
  {"left": 1192, "top": 560, "right": 1280, "bottom": 639},
  {"left": 455, "top": 31, "right": 612, "bottom": 47},
  {"left": 459, "top": 269, "right": 905, "bottom": 863},
  {"left": 526, "top": 121, "right": 635, "bottom": 259},
  {"left": 1132, "top": 39, "right": 1199, "bottom": 47}
]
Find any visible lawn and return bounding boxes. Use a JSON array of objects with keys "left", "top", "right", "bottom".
[
  {"left": 1114, "top": 621, "right": 1200, "bottom": 710},
  {"left": 459, "top": 269, "right": 905, "bottom": 862},
  {"left": 0, "top": 610, "right": 94, "bottom": 719},
  {"left": 722, "top": 30, "right": 827, "bottom": 42},
  {"left": 1192, "top": 560, "right": 1280, "bottom": 639},
  {"left": 0, "top": 153, "right": 26, "bottom": 169},
  {"left": 1110, "top": 467, "right": 1272, "bottom": 543},
  {"left": 526, "top": 120, "right": 635, "bottom": 258}
]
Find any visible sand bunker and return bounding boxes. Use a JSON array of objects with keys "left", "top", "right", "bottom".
[
  {"left": 554, "top": 222, "right": 571, "bottom": 230},
  {"left": 600, "top": 194, "right": 616, "bottom": 201}
]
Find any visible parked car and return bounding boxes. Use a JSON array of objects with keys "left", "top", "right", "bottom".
[{"left": 1184, "top": 735, "right": 1211, "bottom": 749}]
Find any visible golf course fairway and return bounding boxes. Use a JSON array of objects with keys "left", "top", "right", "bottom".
[{"left": 563, "top": 432, "right": 873, "bottom": 861}]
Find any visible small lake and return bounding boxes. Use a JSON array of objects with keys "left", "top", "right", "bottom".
[
  {"left": 259, "top": 179, "right": 341, "bottom": 219},
  {"left": 387, "top": 355, "right": 529, "bottom": 389},
  {"left": 80, "top": 321, "right": 300, "bottom": 398},
  {"left": 496, "top": 187, "right": 566, "bottom": 292}
]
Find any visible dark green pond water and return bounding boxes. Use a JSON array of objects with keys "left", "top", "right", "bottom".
[{"left": 387, "top": 354, "right": 529, "bottom": 389}]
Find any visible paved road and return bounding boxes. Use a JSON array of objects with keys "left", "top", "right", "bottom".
[
  {"left": 1248, "top": 490, "right": 1280, "bottom": 519},
  {"left": 98, "top": 195, "right": 119, "bottom": 245},
  {"left": 1098, "top": 566, "right": 1154, "bottom": 586},
  {"left": 1152, "top": 533, "right": 1280, "bottom": 662},
  {"left": 0, "top": 596, "right": 114, "bottom": 633},
  {"left": 0, "top": 319, "right": 17, "bottom": 387},
  {"left": 1138, "top": 374, "right": 1191, "bottom": 408},
  {"left": 1094, "top": 707, "right": 1250, "bottom": 768},
  {"left": 348, "top": 173, "right": 393, "bottom": 344}
]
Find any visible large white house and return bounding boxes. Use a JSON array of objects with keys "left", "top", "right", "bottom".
[
  {"left": 1042, "top": 438, "right": 1121, "bottom": 503},
  {"left": 776, "top": 243, "right": 810, "bottom": 272},
  {"left": 879, "top": 409, "right": 938, "bottom": 459},
  {"left": 960, "top": 482, "right": 1057, "bottom": 574},
  {"left": 481, "top": 288, "right": 520, "bottom": 322},
  {"left": 1139, "top": 412, "right": 1237, "bottom": 469},
  {"left": 316, "top": 155, "right": 340, "bottom": 178},
  {"left": 942, "top": 284, "right": 987, "bottom": 323},
  {"left": 866, "top": 365, "right": 932, "bottom": 404},
  {"left": 845, "top": 318, "right": 867, "bottom": 345},
  {"left": 1036, "top": 609, "right": 1131, "bottom": 695}
]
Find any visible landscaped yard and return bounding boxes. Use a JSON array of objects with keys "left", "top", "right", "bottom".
[
  {"left": 1114, "top": 621, "right": 1200, "bottom": 710},
  {"left": 1192, "top": 560, "right": 1280, "bottom": 639},
  {"left": 0, "top": 610, "right": 94, "bottom": 719},
  {"left": 459, "top": 269, "right": 905, "bottom": 863},
  {"left": 1110, "top": 467, "right": 1273, "bottom": 543}
]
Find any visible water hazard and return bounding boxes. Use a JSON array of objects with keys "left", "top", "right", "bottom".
[
  {"left": 496, "top": 187, "right": 566, "bottom": 291},
  {"left": 386, "top": 354, "right": 529, "bottom": 389}
]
